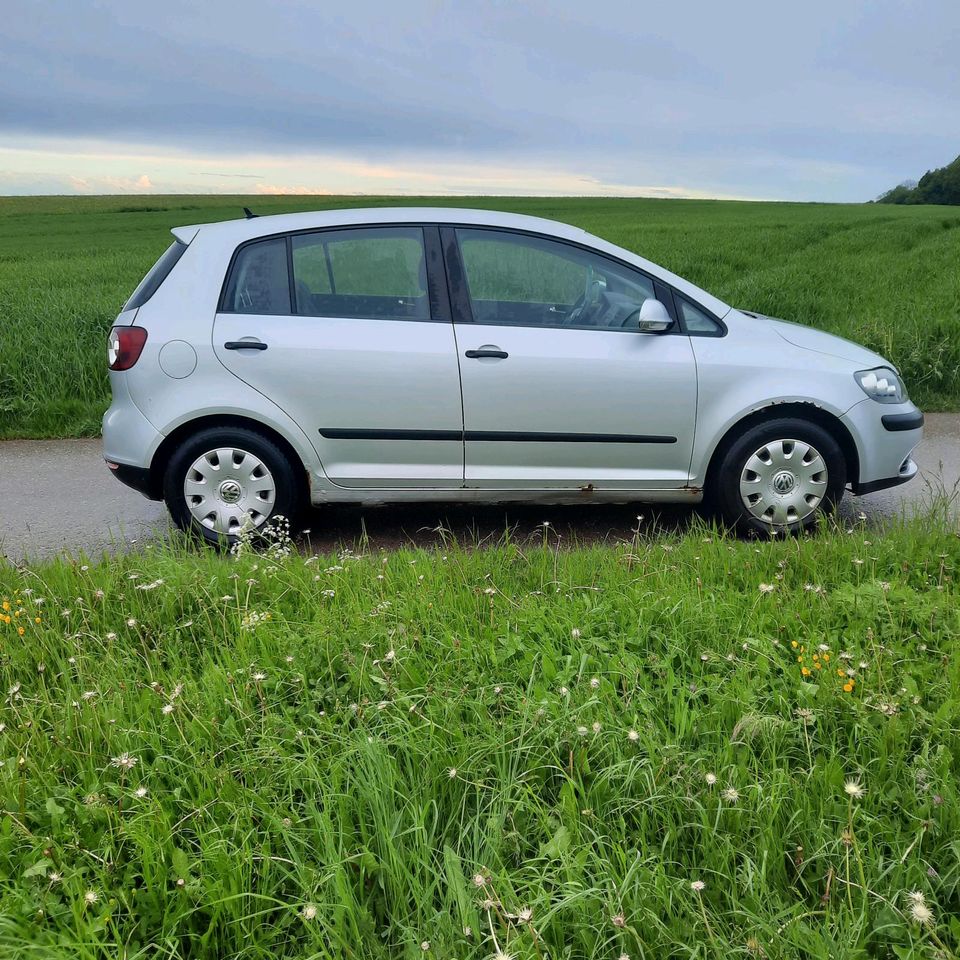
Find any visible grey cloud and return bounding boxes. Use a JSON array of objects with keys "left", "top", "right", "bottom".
[{"left": 1, "top": 0, "right": 958, "bottom": 199}]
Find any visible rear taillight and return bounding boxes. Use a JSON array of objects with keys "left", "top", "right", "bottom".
[{"left": 108, "top": 326, "right": 148, "bottom": 371}]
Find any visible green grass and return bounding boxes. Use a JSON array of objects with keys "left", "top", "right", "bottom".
[
  {"left": 2, "top": 517, "right": 959, "bottom": 958},
  {"left": 1, "top": 194, "right": 959, "bottom": 438}
]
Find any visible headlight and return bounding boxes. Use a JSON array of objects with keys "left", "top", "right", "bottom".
[{"left": 854, "top": 367, "right": 906, "bottom": 403}]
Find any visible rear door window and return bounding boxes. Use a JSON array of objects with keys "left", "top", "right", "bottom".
[
  {"left": 291, "top": 227, "right": 429, "bottom": 321},
  {"left": 221, "top": 238, "right": 291, "bottom": 315}
]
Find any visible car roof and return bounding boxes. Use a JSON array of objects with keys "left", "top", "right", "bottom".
[
  {"left": 173, "top": 207, "right": 592, "bottom": 244},
  {"left": 172, "top": 206, "right": 730, "bottom": 317}
]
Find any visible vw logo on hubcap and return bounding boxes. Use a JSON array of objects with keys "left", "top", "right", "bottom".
[
  {"left": 772, "top": 471, "right": 796, "bottom": 494},
  {"left": 218, "top": 479, "right": 243, "bottom": 504}
]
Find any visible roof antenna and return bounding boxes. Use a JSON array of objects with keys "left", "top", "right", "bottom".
[{"left": 243, "top": 207, "right": 258, "bottom": 219}]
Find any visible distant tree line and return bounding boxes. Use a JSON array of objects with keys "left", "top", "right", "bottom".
[{"left": 875, "top": 154, "right": 960, "bottom": 204}]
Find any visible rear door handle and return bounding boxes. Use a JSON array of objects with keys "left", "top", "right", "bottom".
[
  {"left": 224, "top": 339, "right": 268, "bottom": 351},
  {"left": 465, "top": 347, "right": 508, "bottom": 359}
]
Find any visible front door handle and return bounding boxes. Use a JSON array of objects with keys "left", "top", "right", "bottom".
[
  {"left": 465, "top": 347, "right": 508, "bottom": 359},
  {"left": 224, "top": 339, "right": 268, "bottom": 351}
]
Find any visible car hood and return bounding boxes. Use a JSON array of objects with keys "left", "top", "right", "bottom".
[{"left": 739, "top": 310, "right": 891, "bottom": 369}]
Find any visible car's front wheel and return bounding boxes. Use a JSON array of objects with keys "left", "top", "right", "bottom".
[
  {"left": 163, "top": 426, "right": 303, "bottom": 546},
  {"left": 711, "top": 418, "right": 846, "bottom": 535}
]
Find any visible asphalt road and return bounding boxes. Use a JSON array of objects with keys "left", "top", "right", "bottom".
[{"left": 2, "top": 415, "right": 958, "bottom": 562}]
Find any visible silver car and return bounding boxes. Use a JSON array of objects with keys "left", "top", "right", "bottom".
[{"left": 103, "top": 207, "right": 923, "bottom": 543}]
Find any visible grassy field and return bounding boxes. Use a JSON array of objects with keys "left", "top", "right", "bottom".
[
  {"left": 1, "top": 194, "right": 959, "bottom": 438},
  {"left": 1, "top": 517, "right": 959, "bottom": 958}
]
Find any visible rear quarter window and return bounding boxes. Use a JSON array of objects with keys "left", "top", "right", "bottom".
[{"left": 124, "top": 240, "right": 187, "bottom": 310}]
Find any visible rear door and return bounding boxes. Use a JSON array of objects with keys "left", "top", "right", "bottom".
[
  {"left": 445, "top": 227, "right": 698, "bottom": 489},
  {"left": 214, "top": 225, "right": 464, "bottom": 488}
]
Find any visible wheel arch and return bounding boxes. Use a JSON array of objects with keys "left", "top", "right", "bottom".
[
  {"left": 147, "top": 414, "right": 310, "bottom": 501},
  {"left": 703, "top": 402, "right": 860, "bottom": 497}
]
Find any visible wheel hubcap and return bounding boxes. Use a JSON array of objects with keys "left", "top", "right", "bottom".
[
  {"left": 183, "top": 447, "right": 276, "bottom": 535},
  {"left": 739, "top": 438, "right": 828, "bottom": 527}
]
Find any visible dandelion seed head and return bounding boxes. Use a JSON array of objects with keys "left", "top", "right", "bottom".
[
  {"left": 110, "top": 752, "right": 138, "bottom": 772},
  {"left": 844, "top": 778, "right": 865, "bottom": 799},
  {"left": 690, "top": 879, "right": 706, "bottom": 892},
  {"left": 908, "top": 899, "right": 934, "bottom": 926}
]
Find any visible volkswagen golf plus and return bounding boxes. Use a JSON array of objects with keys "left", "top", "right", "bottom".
[{"left": 103, "top": 208, "right": 923, "bottom": 544}]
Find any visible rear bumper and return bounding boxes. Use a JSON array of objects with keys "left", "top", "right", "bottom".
[{"left": 105, "top": 460, "right": 161, "bottom": 500}]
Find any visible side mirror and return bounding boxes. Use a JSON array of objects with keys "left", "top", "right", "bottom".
[{"left": 637, "top": 298, "right": 673, "bottom": 333}]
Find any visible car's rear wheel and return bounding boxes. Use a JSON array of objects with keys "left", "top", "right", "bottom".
[
  {"left": 711, "top": 418, "right": 846, "bottom": 535},
  {"left": 163, "top": 427, "right": 303, "bottom": 547}
]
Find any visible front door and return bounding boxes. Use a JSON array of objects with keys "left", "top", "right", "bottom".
[
  {"left": 447, "top": 227, "right": 697, "bottom": 489},
  {"left": 214, "top": 225, "right": 463, "bottom": 488}
]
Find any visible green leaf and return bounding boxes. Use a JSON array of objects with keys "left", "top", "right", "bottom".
[
  {"left": 24, "top": 858, "right": 52, "bottom": 878},
  {"left": 442, "top": 844, "right": 476, "bottom": 926},
  {"left": 171, "top": 847, "right": 190, "bottom": 878},
  {"left": 45, "top": 797, "right": 65, "bottom": 820},
  {"left": 539, "top": 824, "right": 571, "bottom": 859}
]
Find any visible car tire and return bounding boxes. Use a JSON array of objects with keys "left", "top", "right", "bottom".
[
  {"left": 163, "top": 426, "right": 303, "bottom": 547},
  {"left": 710, "top": 417, "right": 846, "bottom": 535}
]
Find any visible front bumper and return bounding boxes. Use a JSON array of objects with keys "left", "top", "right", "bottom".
[
  {"left": 853, "top": 457, "right": 919, "bottom": 495},
  {"left": 842, "top": 399, "right": 923, "bottom": 496}
]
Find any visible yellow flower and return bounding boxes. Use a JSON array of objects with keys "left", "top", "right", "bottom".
[
  {"left": 801, "top": 667, "right": 811, "bottom": 676},
  {"left": 2, "top": 600, "right": 9, "bottom": 611},
  {"left": 17, "top": 627, "right": 25, "bottom": 636},
  {"left": 823, "top": 654, "right": 830, "bottom": 662},
  {"left": 814, "top": 663, "right": 822, "bottom": 670},
  {"left": 837, "top": 669, "right": 845, "bottom": 677},
  {"left": 843, "top": 682, "right": 854, "bottom": 693},
  {"left": 813, "top": 654, "right": 819, "bottom": 661},
  {"left": 34, "top": 617, "right": 41, "bottom": 624},
  {"left": 791, "top": 640, "right": 798, "bottom": 649}
]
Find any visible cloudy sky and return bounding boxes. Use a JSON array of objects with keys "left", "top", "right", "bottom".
[{"left": 1, "top": 0, "right": 957, "bottom": 201}]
